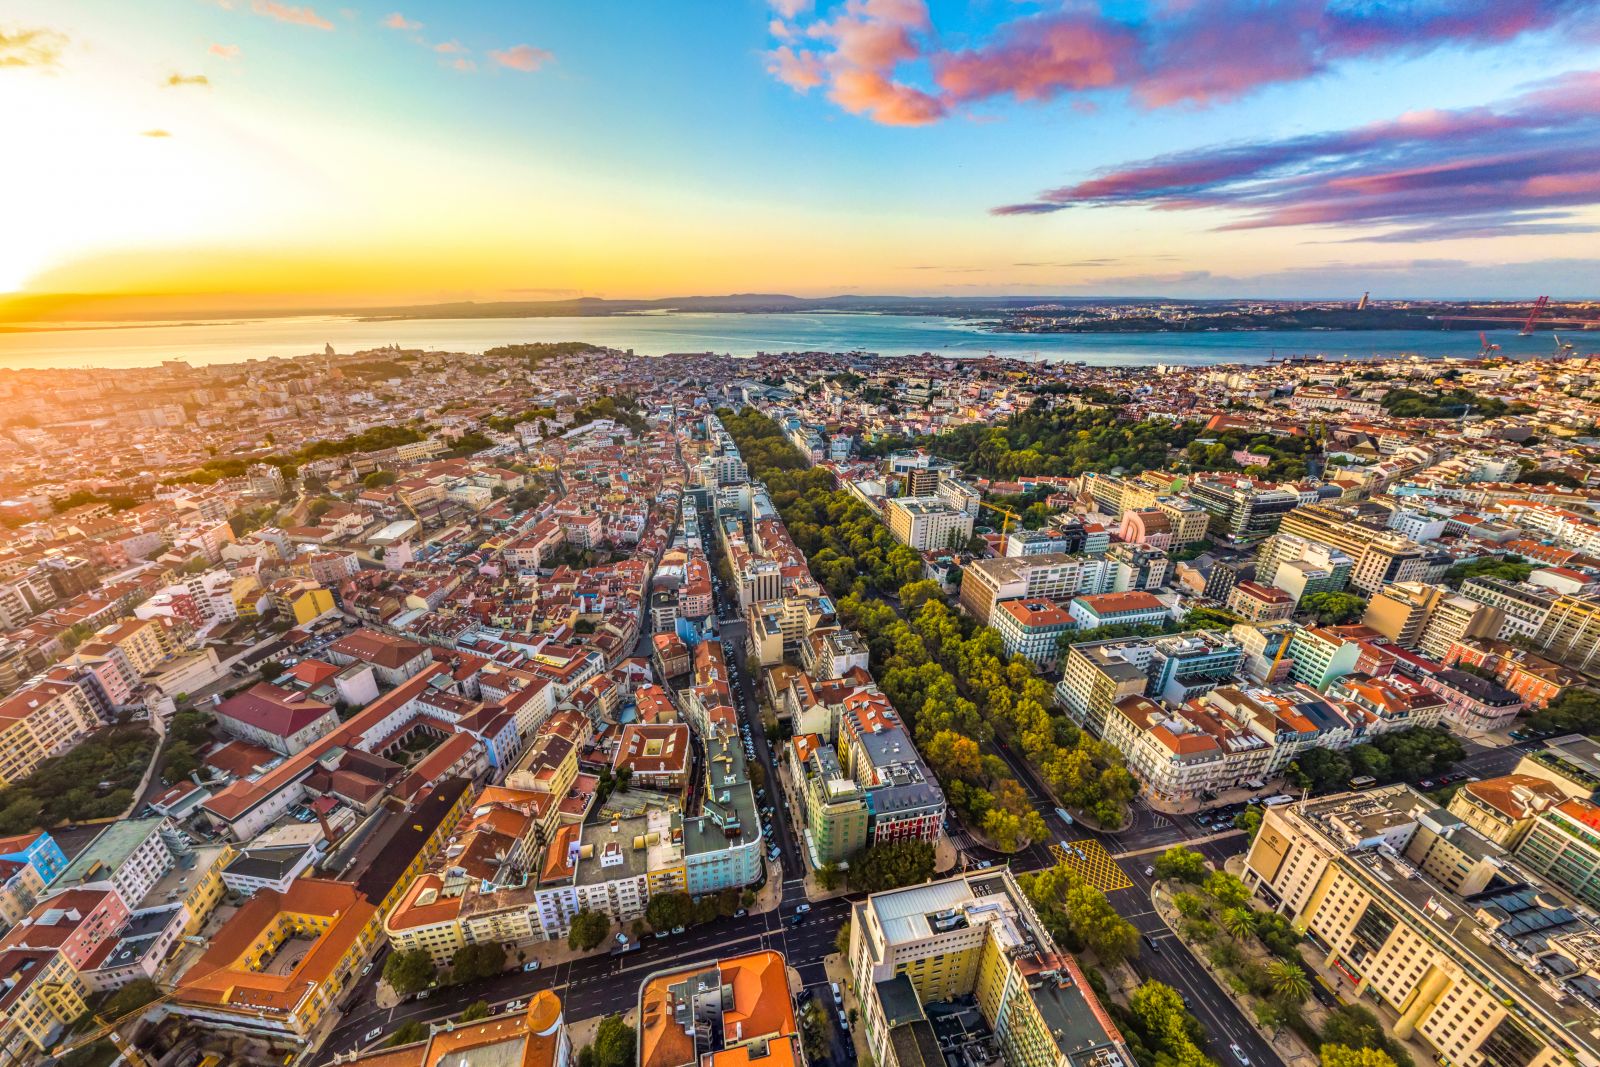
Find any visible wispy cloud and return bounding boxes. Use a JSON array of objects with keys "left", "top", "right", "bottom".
[
  {"left": 381, "top": 12, "right": 420, "bottom": 31},
  {"left": 489, "top": 44, "right": 552, "bottom": 72},
  {"left": 164, "top": 72, "right": 211, "bottom": 87},
  {"left": 433, "top": 40, "right": 466, "bottom": 54},
  {"left": 250, "top": 1, "right": 334, "bottom": 31},
  {"left": 765, "top": 0, "right": 1598, "bottom": 125},
  {"left": 991, "top": 69, "right": 1600, "bottom": 242},
  {"left": 0, "top": 26, "right": 67, "bottom": 69},
  {"left": 209, "top": 43, "right": 241, "bottom": 59}
]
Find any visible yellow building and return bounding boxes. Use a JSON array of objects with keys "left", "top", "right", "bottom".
[
  {"left": 172, "top": 878, "right": 380, "bottom": 1043},
  {"left": 1245, "top": 785, "right": 1595, "bottom": 1067},
  {"left": 0, "top": 949, "right": 88, "bottom": 1059},
  {"left": 0, "top": 679, "right": 100, "bottom": 787},
  {"left": 269, "top": 578, "right": 336, "bottom": 626},
  {"left": 345, "top": 989, "right": 569, "bottom": 1067},
  {"left": 849, "top": 870, "right": 1129, "bottom": 1067}
]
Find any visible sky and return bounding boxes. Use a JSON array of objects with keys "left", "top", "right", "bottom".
[{"left": 2, "top": 0, "right": 1599, "bottom": 318}]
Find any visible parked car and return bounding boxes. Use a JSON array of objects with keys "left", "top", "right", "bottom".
[
  {"left": 794, "top": 903, "right": 811, "bottom": 913},
  {"left": 1230, "top": 1043, "right": 1249, "bottom": 1066},
  {"left": 365, "top": 1028, "right": 383, "bottom": 1042},
  {"left": 523, "top": 961, "right": 541, "bottom": 972},
  {"left": 733, "top": 908, "right": 748, "bottom": 918},
  {"left": 505, "top": 1000, "right": 525, "bottom": 1013}
]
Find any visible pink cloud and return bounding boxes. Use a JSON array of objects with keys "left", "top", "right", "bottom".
[
  {"left": 766, "top": 46, "right": 824, "bottom": 91},
  {"left": 933, "top": 13, "right": 1136, "bottom": 103},
  {"left": 433, "top": 40, "right": 466, "bottom": 54},
  {"left": 452, "top": 57, "right": 476, "bottom": 72},
  {"left": 489, "top": 44, "right": 552, "bottom": 72},
  {"left": 251, "top": 1, "right": 334, "bottom": 30},
  {"left": 208, "top": 43, "right": 241, "bottom": 59},
  {"left": 766, "top": 0, "right": 1597, "bottom": 125},
  {"left": 381, "top": 12, "right": 420, "bottom": 31}
]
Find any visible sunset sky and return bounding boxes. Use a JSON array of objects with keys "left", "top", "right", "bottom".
[{"left": 4, "top": 0, "right": 1600, "bottom": 318}]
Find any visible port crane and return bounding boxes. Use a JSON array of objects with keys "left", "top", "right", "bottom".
[
  {"left": 1479, "top": 331, "right": 1500, "bottom": 356},
  {"left": 1432, "top": 296, "right": 1600, "bottom": 333},
  {"left": 1555, "top": 334, "right": 1578, "bottom": 356}
]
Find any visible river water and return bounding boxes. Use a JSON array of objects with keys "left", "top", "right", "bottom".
[{"left": 0, "top": 312, "right": 1574, "bottom": 370}]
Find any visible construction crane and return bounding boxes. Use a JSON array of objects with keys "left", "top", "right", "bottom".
[
  {"left": 1479, "top": 331, "right": 1501, "bottom": 356},
  {"left": 978, "top": 500, "right": 1022, "bottom": 552}
]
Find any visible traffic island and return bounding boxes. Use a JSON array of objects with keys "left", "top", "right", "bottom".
[{"left": 1150, "top": 881, "right": 1319, "bottom": 1067}]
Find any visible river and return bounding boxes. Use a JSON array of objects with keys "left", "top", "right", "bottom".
[{"left": 0, "top": 312, "right": 1574, "bottom": 370}]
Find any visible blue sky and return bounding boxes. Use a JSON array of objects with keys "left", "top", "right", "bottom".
[{"left": 2, "top": 0, "right": 1598, "bottom": 313}]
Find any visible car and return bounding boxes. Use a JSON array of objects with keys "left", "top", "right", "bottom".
[
  {"left": 831, "top": 981, "right": 842, "bottom": 1002},
  {"left": 523, "top": 961, "right": 541, "bottom": 972},
  {"left": 505, "top": 1000, "right": 525, "bottom": 1012},
  {"left": 615, "top": 932, "right": 629, "bottom": 944},
  {"left": 416, "top": 990, "right": 430, "bottom": 999},
  {"left": 1142, "top": 933, "right": 1160, "bottom": 953},
  {"left": 365, "top": 1028, "right": 383, "bottom": 1042},
  {"left": 656, "top": 931, "right": 670, "bottom": 939},
  {"left": 1419, "top": 778, "right": 1436, "bottom": 789},
  {"left": 1230, "top": 1043, "right": 1249, "bottom": 1066},
  {"left": 839, "top": 1010, "right": 850, "bottom": 1031},
  {"left": 361, "top": 961, "right": 374, "bottom": 976},
  {"left": 789, "top": 914, "right": 805, "bottom": 927},
  {"left": 671, "top": 926, "right": 685, "bottom": 934},
  {"left": 976, "top": 860, "right": 993, "bottom": 870},
  {"left": 1144, "top": 866, "right": 1155, "bottom": 877},
  {"left": 794, "top": 903, "right": 811, "bottom": 913},
  {"left": 733, "top": 908, "right": 748, "bottom": 918}
]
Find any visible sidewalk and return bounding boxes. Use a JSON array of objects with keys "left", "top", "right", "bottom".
[{"left": 823, "top": 952, "right": 871, "bottom": 1063}]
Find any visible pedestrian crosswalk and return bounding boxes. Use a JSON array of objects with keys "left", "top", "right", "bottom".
[{"left": 1048, "top": 838, "right": 1134, "bottom": 892}]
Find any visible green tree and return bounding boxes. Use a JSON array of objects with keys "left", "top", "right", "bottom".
[
  {"left": 1205, "top": 871, "right": 1252, "bottom": 910},
  {"left": 382, "top": 949, "right": 435, "bottom": 996},
  {"left": 1153, "top": 846, "right": 1210, "bottom": 884},
  {"left": 1529, "top": 686, "right": 1600, "bottom": 735},
  {"left": 1234, "top": 807, "right": 1263, "bottom": 840},
  {"left": 836, "top": 918, "right": 852, "bottom": 957},
  {"left": 898, "top": 579, "right": 945, "bottom": 613},
  {"left": 363, "top": 470, "right": 397, "bottom": 488},
  {"left": 101, "top": 977, "right": 161, "bottom": 1019},
  {"left": 1221, "top": 907, "right": 1256, "bottom": 941},
  {"left": 1022, "top": 864, "right": 1140, "bottom": 964},
  {"left": 1268, "top": 960, "right": 1311, "bottom": 1005},
  {"left": 1322, "top": 1005, "right": 1414, "bottom": 1067},
  {"left": 1300, "top": 591, "right": 1367, "bottom": 625},
  {"left": 568, "top": 907, "right": 610, "bottom": 951},
  {"left": 460, "top": 1000, "right": 492, "bottom": 1022},
  {"left": 385, "top": 1020, "right": 429, "bottom": 1047},
  {"left": 450, "top": 943, "right": 505, "bottom": 983},
  {"left": 579, "top": 1014, "right": 637, "bottom": 1067},
  {"left": 1321, "top": 1046, "right": 1399, "bottom": 1067},
  {"left": 645, "top": 891, "right": 694, "bottom": 931},
  {"left": 849, "top": 840, "right": 935, "bottom": 893},
  {"left": 816, "top": 862, "right": 841, "bottom": 891}
]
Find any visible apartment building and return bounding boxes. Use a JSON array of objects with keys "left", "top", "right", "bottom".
[
  {"left": 0, "top": 678, "right": 100, "bottom": 787},
  {"left": 1068, "top": 591, "right": 1168, "bottom": 631},
  {"left": 345, "top": 990, "right": 569, "bottom": 1067},
  {"left": 1534, "top": 595, "right": 1600, "bottom": 672},
  {"left": 1515, "top": 798, "right": 1600, "bottom": 909},
  {"left": 1054, "top": 631, "right": 1244, "bottom": 735},
  {"left": 1284, "top": 625, "right": 1371, "bottom": 691},
  {"left": 1460, "top": 577, "right": 1556, "bottom": 641},
  {"left": 1446, "top": 774, "right": 1567, "bottom": 848},
  {"left": 1419, "top": 669, "right": 1525, "bottom": 734},
  {"left": 1362, "top": 582, "right": 1501, "bottom": 660},
  {"left": 1187, "top": 476, "right": 1300, "bottom": 541},
  {"left": 885, "top": 496, "right": 973, "bottom": 552},
  {"left": 849, "top": 869, "right": 1129, "bottom": 1067},
  {"left": 957, "top": 553, "right": 1112, "bottom": 624},
  {"left": 791, "top": 737, "right": 870, "bottom": 866},
  {"left": 1244, "top": 786, "right": 1600, "bottom": 1067},
  {"left": 639, "top": 950, "right": 801, "bottom": 1067},
  {"left": 838, "top": 700, "right": 945, "bottom": 845},
  {"left": 991, "top": 599, "right": 1077, "bottom": 670},
  {"left": 1227, "top": 581, "right": 1295, "bottom": 623}
]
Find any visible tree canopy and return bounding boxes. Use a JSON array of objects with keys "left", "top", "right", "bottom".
[
  {"left": 850, "top": 840, "right": 935, "bottom": 893},
  {"left": 1299, "top": 591, "right": 1366, "bottom": 625}
]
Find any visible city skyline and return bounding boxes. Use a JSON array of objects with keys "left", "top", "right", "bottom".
[{"left": 4, "top": 0, "right": 1600, "bottom": 320}]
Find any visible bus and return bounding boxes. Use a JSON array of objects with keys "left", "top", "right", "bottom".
[
  {"left": 1260, "top": 794, "right": 1295, "bottom": 808},
  {"left": 1348, "top": 775, "right": 1378, "bottom": 790},
  {"left": 1054, "top": 807, "right": 1074, "bottom": 826}
]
